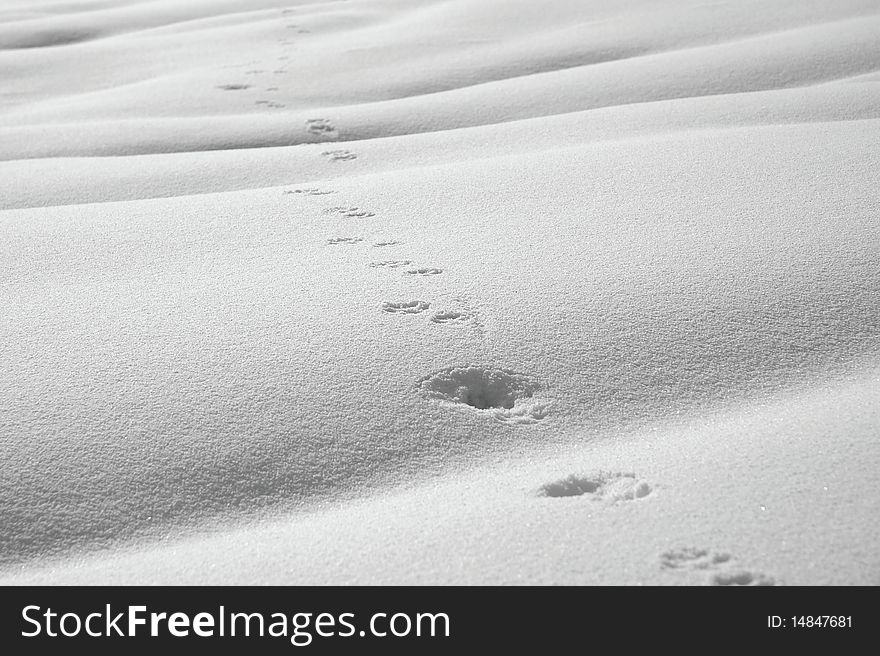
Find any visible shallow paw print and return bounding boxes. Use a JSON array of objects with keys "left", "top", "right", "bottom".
[
  {"left": 284, "top": 188, "right": 335, "bottom": 196},
  {"left": 660, "top": 547, "right": 777, "bottom": 585},
  {"left": 381, "top": 301, "right": 430, "bottom": 315},
  {"left": 322, "top": 149, "right": 357, "bottom": 162},
  {"left": 431, "top": 310, "right": 469, "bottom": 324},
  {"left": 326, "top": 236, "right": 364, "bottom": 245},
  {"left": 306, "top": 118, "right": 337, "bottom": 138},
  {"left": 325, "top": 206, "right": 375, "bottom": 218},
  {"left": 369, "top": 260, "right": 412, "bottom": 268},
  {"left": 404, "top": 267, "right": 443, "bottom": 276}
]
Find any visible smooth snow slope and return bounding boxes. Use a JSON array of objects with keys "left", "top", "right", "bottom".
[{"left": 0, "top": 0, "right": 878, "bottom": 584}]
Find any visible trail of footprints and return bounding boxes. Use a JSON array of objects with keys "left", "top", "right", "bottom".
[
  {"left": 217, "top": 8, "right": 323, "bottom": 112},
  {"left": 283, "top": 139, "right": 778, "bottom": 586},
  {"left": 216, "top": 14, "right": 356, "bottom": 127},
  {"left": 288, "top": 170, "right": 549, "bottom": 429},
  {"left": 280, "top": 118, "right": 777, "bottom": 585},
  {"left": 287, "top": 179, "right": 455, "bottom": 324}
]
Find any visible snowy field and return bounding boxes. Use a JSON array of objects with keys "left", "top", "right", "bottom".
[{"left": 1, "top": 0, "right": 879, "bottom": 585}]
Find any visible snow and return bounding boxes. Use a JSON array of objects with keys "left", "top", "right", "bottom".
[{"left": 1, "top": 0, "right": 878, "bottom": 585}]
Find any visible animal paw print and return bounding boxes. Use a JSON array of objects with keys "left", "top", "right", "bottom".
[
  {"left": 661, "top": 547, "right": 777, "bottom": 586},
  {"left": 381, "top": 301, "right": 430, "bottom": 315},
  {"left": 324, "top": 206, "right": 375, "bottom": 218},
  {"left": 307, "top": 118, "right": 336, "bottom": 137},
  {"left": 322, "top": 149, "right": 357, "bottom": 162},
  {"left": 326, "top": 237, "right": 363, "bottom": 245},
  {"left": 369, "top": 260, "right": 412, "bottom": 268},
  {"left": 431, "top": 310, "right": 469, "bottom": 324},
  {"left": 417, "top": 366, "right": 548, "bottom": 424},
  {"left": 405, "top": 267, "right": 443, "bottom": 276},
  {"left": 284, "top": 188, "right": 335, "bottom": 196},
  {"left": 661, "top": 548, "right": 731, "bottom": 571}
]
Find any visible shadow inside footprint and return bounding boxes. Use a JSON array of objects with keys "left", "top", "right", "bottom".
[
  {"left": 326, "top": 236, "right": 363, "bottom": 245},
  {"left": 322, "top": 149, "right": 357, "bottom": 161},
  {"left": 382, "top": 300, "right": 430, "bottom": 315},
  {"left": 661, "top": 548, "right": 731, "bottom": 570},
  {"left": 418, "top": 366, "right": 537, "bottom": 410},
  {"left": 431, "top": 310, "right": 468, "bottom": 323},
  {"left": 370, "top": 260, "right": 412, "bottom": 268},
  {"left": 540, "top": 472, "right": 652, "bottom": 501},
  {"left": 540, "top": 476, "right": 601, "bottom": 497},
  {"left": 712, "top": 571, "right": 776, "bottom": 586}
]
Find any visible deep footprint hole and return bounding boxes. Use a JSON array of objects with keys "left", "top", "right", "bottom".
[{"left": 417, "top": 366, "right": 538, "bottom": 410}]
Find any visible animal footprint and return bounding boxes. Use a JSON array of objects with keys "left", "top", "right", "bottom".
[
  {"left": 217, "top": 84, "right": 251, "bottom": 90},
  {"left": 661, "top": 548, "right": 731, "bottom": 570},
  {"left": 325, "top": 206, "right": 375, "bottom": 218},
  {"left": 370, "top": 260, "right": 412, "bottom": 268},
  {"left": 245, "top": 70, "right": 265, "bottom": 75},
  {"left": 431, "top": 310, "right": 469, "bottom": 324},
  {"left": 326, "top": 237, "right": 363, "bottom": 245},
  {"left": 405, "top": 267, "right": 443, "bottom": 276},
  {"left": 417, "top": 366, "right": 548, "bottom": 424},
  {"left": 322, "top": 149, "right": 357, "bottom": 162},
  {"left": 373, "top": 240, "right": 402, "bottom": 247},
  {"left": 661, "top": 547, "right": 777, "bottom": 586},
  {"left": 539, "top": 472, "right": 652, "bottom": 501},
  {"left": 284, "top": 188, "right": 335, "bottom": 196},
  {"left": 307, "top": 118, "right": 336, "bottom": 137},
  {"left": 381, "top": 301, "right": 430, "bottom": 315}
]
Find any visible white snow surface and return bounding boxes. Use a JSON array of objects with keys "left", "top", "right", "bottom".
[{"left": 0, "top": 0, "right": 879, "bottom": 585}]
